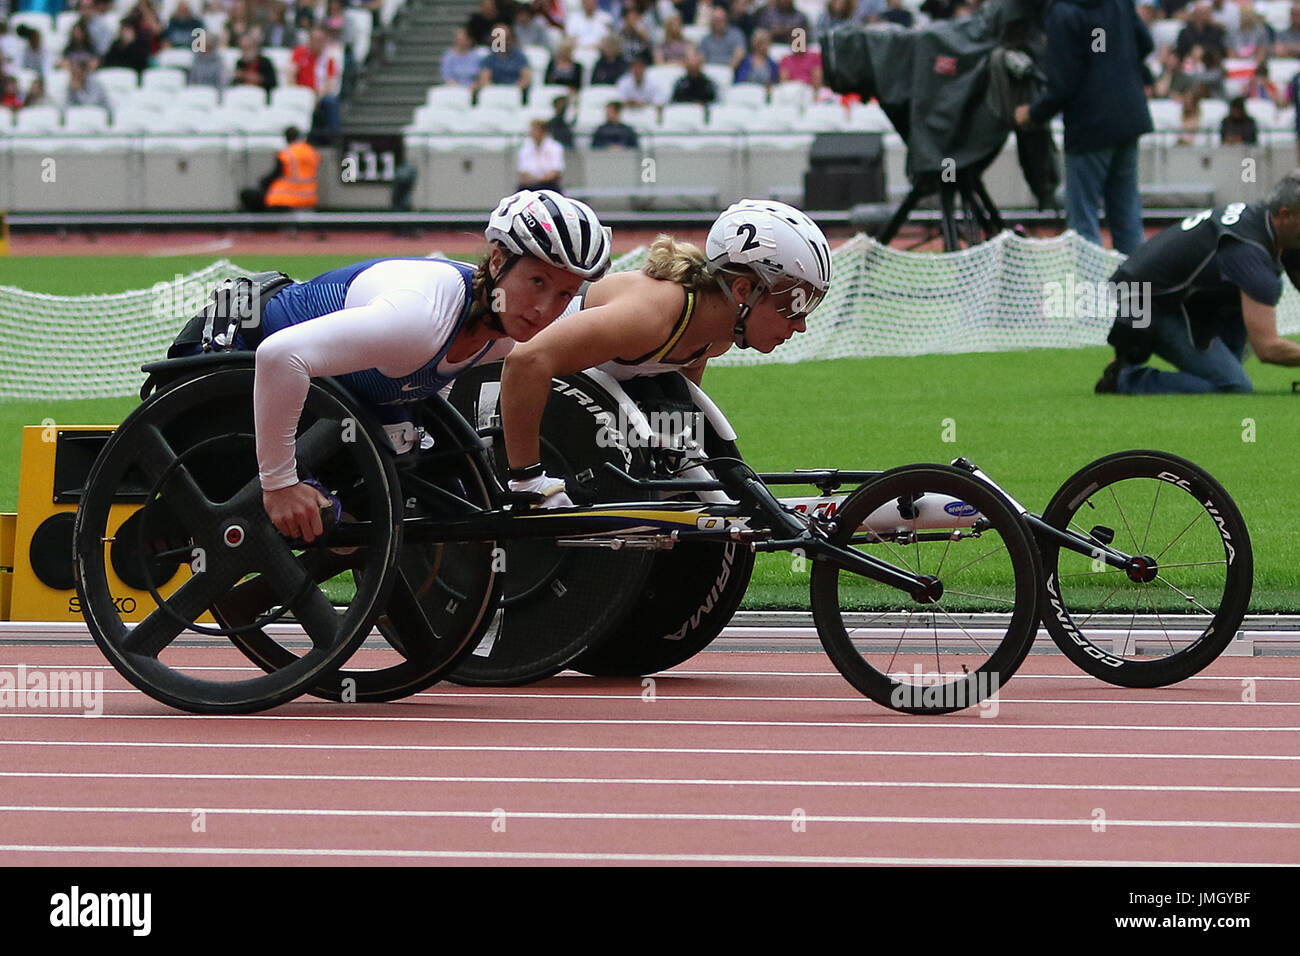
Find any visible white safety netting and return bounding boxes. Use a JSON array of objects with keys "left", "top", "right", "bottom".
[{"left": 4, "top": 232, "right": 1298, "bottom": 399}]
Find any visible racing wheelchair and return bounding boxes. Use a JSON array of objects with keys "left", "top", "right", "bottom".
[{"left": 74, "top": 358, "right": 1252, "bottom": 716}]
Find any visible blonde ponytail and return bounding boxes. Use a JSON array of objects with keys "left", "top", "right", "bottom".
[{"left": 642, "top": 234, "right": 712, "bottom": 291}]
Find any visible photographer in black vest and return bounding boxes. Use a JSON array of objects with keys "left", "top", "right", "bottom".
[{"left": 1097, "top": 171, "right": 1300, "bottom": 394}]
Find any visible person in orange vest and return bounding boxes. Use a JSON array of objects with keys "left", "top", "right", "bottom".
[{"left": 239, "top": 127, "right": 320, "bottom": 211}]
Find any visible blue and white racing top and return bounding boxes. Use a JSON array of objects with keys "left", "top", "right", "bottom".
[{"left": 252, "top": 257, "right": 507, "bottom": 490}]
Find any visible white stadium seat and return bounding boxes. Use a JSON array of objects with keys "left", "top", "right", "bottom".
[
  {"left": 156, "top": 48, "right": 195, "bottom": 71},
  {"left": 723, "top": 84, "right": 767, "bottom": 109},
  {"left": 533, "top": 83, "right": 572, "bottom": 107},
  {"left": 1147, "top": 98, "right": 1182, "bottom": 130},
  {"left": 14, "top": 106, "right": 62, "bottom": 133},
  {"left": 1244, "top": 97, "right": 1277, "bottom": 129},
  {"left": 271, "top": 86, "right": 317, "bottom": 114},
  {"left": 855, "top": 100, "right": 893, "bottom": 132},
  {"left": 263, "top": 47, "right": 293, "bottom": 87},
  {"left": 9, "top": 12, "right": 53, "bottom": 40},
  {"left": 770, "top": 81, "right": 813, "bottom": 110},
  {"left": 427, "top": 85, "right": 472, "bottom": 109},
  {"left": 111, "top": 107, "right": 169, "bottom": 133},
  {"left": 223, "top": 85, "right": 269, "bottom": 110},
  {"left": 123, "top": 88, "right": 173, "bottom": 112},
  {"left": 658, "top": 102, "right": 706, "bottom": 131},
  {"left": 522, "top": 44, "right": 551, "bottom": 77},
  {"left": 94, "top": 67, "right": 140, "bottom": 99},
  {"left": 0, "top": 110, "right": 12, "bottom": 131},
  {"left": 1151, "top": 20, "right": 1182, "bottom": 49},
  {"left": 176, "top": 86, "right": 220, "bottom": 111},
  {"left": 577, "top": 85, "right": 621, "bottom": 112},
  {"left": 44, "top": 69, "right": 70, "bottom": 108},
  {"left": 706, "top": 105, "right": 751, "bottom": 131},
  {"left": 1267, "top": 58, "right": 1300, "bottom": 89},
  {"left": 460, "top": 108, "right": 519, "bottom": 132},
  {"left": 646, "top": 64, "right": 685, "bottom": 93},
  {"left": 477, "top": 85, "right": 522, "bottom": 110},
  {"left": 142, "top": 67, "right": 187, "bottom": 92},
  {"left": 63, "top": 105, "right": 110, "bottom": 132},
  {"left": 1199, "top": 98, "right": 1230, "bottom": 132},
  {"left": 702, "top": 64, "right": 733, "bottom": 92}
]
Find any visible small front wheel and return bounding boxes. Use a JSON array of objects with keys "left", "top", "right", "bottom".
[{"left": 810, "top": 464, "right": 1042, "bottom": 714}]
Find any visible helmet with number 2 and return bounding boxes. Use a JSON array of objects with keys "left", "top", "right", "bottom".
[
  {"left": 485, "top": 189, "right": 612, "bottom": 280},
  {"left": 705, "top": 200, "right": 832, "bottom": 321}
]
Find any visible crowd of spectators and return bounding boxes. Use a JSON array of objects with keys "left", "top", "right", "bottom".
[{"left": 0, "top": 0, "right": 372, "bottom": 142}]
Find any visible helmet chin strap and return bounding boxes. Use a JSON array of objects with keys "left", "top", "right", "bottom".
[
  {"left": 713, "top": 274, "right": 767, "bottom": 349},
  {"left": 474, "top": 252, "right": 522, "bottom": 334}
]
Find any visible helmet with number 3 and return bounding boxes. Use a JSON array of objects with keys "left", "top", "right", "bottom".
[{"left": 705, "top": 200, "right": 832, "bottom": 319}]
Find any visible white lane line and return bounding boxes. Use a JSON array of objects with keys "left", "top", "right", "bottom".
[
  {"left": 14, "top": 688, "right": 1298, "bottom": 706},
  {"left": 0, "top": 844, "right": 1276, "bottom": 865},
  {"left": 0, "top": 804, "right": 1297, "bottom": 827},
  {"left": 0, "top": 713, "right": 1296, "bottom": 731},
  {"left": 1, "top": 770, "right": 1298, "bottom": 794},
  {"left": 3, "top": 739, "right": 1298, "bottom": 761}
]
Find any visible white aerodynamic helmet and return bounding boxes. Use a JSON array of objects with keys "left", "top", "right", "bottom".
[
  {"left": 705, "top": 199, "right": 832, "bottom": 321},
  {"left": 485, "top": 189, "right": 612, "bottom": 280}
]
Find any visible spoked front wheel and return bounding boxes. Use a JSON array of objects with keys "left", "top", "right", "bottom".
[
  {"left": 1037, "top": 450, "right": 1252, "bottom": 687},
  {"left": 810, "top": 464, "right": 1042, "bottom": 714}
]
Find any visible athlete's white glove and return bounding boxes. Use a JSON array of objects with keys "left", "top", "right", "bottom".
[{"left": 508, "top": 471, "right": 574, "bottom": 509}]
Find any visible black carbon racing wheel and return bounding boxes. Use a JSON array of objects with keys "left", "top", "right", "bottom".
[
  {"left": 444, "top": 364, "right": 654, "bottom": 685},
  {"left": 810, "top": 464, "right": 1042, "bottom": 714},
  {"left": 1037, "top": 450, "right": 1252, "bottom": 687},
  {"left": 74, "top": 365, "right": 402, "bottom": 714},
  {"left": 221, "top": 395, "right": 502, "bottom": 702}
]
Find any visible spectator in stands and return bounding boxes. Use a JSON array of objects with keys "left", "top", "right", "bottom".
[
  {"left": 163, "top": 0, "right": 204, "bottom": 49},
  {"left": 1015, "top": 0, "right": 1153, "bottom": 255},
  {"left": 292, "top": 28, "right": 321, "bottom": 88},
  {"left": 756, "top": 0, "right": 809, "bottom": 45},
  {"left": 0, "top": 18, "right": 21, "bottom": 77},
  {"left": 262, "top": 1, "right": 293, "bottom": 49},
  {"left": 815, "top": 0, "right": 856, "bottom": 44},
  {"left": 735, "top": 28, "right": 778, "bottom": 87},
  {"left": 188, "top": 33, "right": 227, "bottom": 89},
  {"left": 663, "top": 0, "right": 698, "bottom": 27},
  {"left": 123, "top": 0, "right": 163, "bottom": 56},
  {"left": 657, "top": 14, "right": 689, "bottom": 65},
  {"left": 14, "top": 24, "right": 52, "bottom": 80},
  {"left": 545, "top": 36, "right": 583, "bottom": 90},
  {"left": 241, "top": 125, "right": 321, "bottom": 210},
  {"left": 671, "top": 48, "right": 717, "bottom": 104},
  {"left": 65, "top": 52, "right": 111, "bottom": 108},
  {"left": 880, "top": 0, "right": 914, "bottom": 28},
  {"left": 84, "top": 0, "right": 117, "bottom": 58},
  {"left": 919, "top": 0, "right": 964, "bottom": 20},
  {"left": 292, "top": 5, "right": 314, "bottom": 47},
  {"left": 779, "top": 39, "right": 822, "bottom": 89},
  {"left": 590, "top": 32, "right": 628, "bottom": 84},
  {"left": 60, "top": 20, "right": 98, "bottom": 68},
  {"left": 102, "top": 22, "right": 150, "bottom": 76},
  {"left": 1244, "top": 60, "right": 1283, "bottom": 103},
  {"left": 855, "top": 0, "right": 888, "bottom": 22},
  {"left": 616, "top": 54, "right": 665, "bottom": 120},
  {"left": 617, "top": 3, "right": 654, "bottom": 65},
  {"left": 23, "top": 74, "right": 47, "bottom": 106},
  {"left": 729, "top": 0, "right": 760, "bottom": 42},
  {"left": 312, "top": 26, "right": 345, "bottom": 143},
  {"left": 1175, "top": 2, "right": 1227, "bottom": 61},
  {"left": 1153, "top": 46, "right": 1196, "bottom": 100},
  {"left": 518, "top": 115, "right": 564, "bottom": 191},
  {"left": 466, "top": 0, "right": 514, "bottom": 47},
  {"left": 235, "top": 29, "right": 278, "bottom": 92},
  {"left": 524, "top": 0, "right": 566, "bottom": 32},
  {"left": 1220, "top": 95, "right": 1259, "bottom": 143},
  {"left": 475, "top": 25, "right": 533, "bottom": 99},
  {"left": 591, "top": 99, "right": 639, "bottom": 148},
  {"left": 567, "top": 0, "right": 613, "bottom": 50},
  {"left": 548, "top": 93, "right": 575, "bottom": 148},
  {"left": 0, "top": 73, "right": 21, "bottom": 110},
  {"left": 226, "top": 0, "right": 254, "bottom": 49},
  {"left": 1275, "top": 2, "right": 1300, "bottom": 58},
  {"left": 1177, "top": 84, "right": 1206, "bottom": 143},
  {"left": 441, "top": 27, "right": 482, "bottom": 87},
  {"left": 513, "top": 3, "right": 555, "bottom": 50},
  {"left": 1211, "top": 0, "right": 1240, "bottom": 36},
  {"left": 1232, "top": 4, "right": 1275, "bottom": 60},
  {"left": 699, "top": 4, "right": 745, "bottom": 70}
]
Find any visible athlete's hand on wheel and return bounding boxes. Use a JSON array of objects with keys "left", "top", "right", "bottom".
[
  {"left": 263, "top": 481, "right": 332, "bottom": 542},
  {"left": 508, "top": 472, "right": 574, "bottom": 509}
]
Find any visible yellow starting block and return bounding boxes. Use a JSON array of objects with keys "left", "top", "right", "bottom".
[{"left": 7, "top": 425, "right": 208, "bottom": 623}]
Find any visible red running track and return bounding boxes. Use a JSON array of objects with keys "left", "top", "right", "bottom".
[{"left": 0, "top": 643, "right": 1297, "bottom": 866}]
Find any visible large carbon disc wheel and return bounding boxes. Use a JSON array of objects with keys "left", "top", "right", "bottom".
[
  {"left": 1038, "top": 450, "right": 1252, "bottom": 687},
  {"left": 221, "top": 398, "right": 501, "bottom": 702},
  {"left": 810, "top": 464, "right": 1041, "bottom": 714},
  {"left": 572, "top": 374, "right": 755, "bottom": 677},
  {"left": 444, "top": 363, "right": 653, "bottom": 686},
  {"left": 73, "top": 367, "right": 402, "bottom": 714}
]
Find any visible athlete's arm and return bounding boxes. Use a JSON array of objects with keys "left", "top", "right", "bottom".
[
  {"left": 500, "top": 288, "right": 681, "bottom": 469},
  {"left": 1241, "top": 290, "right": 1300, "bottom": 365}
]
